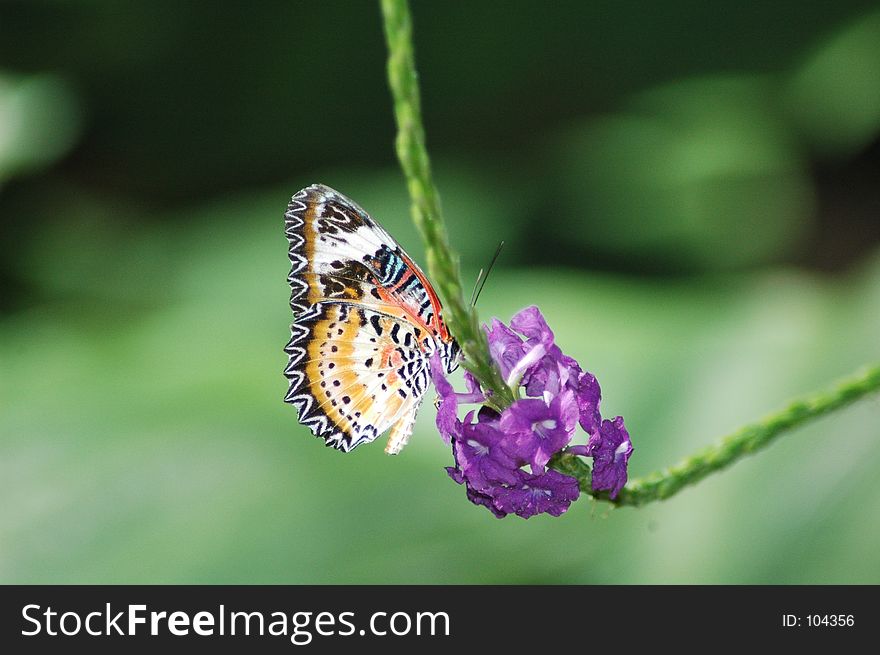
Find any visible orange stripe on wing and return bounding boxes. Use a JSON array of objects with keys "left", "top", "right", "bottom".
[{"left": 304, "top": 305, "right": 366, "bottom": 437}]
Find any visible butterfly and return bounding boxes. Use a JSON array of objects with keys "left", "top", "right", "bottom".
[{"left": 283, "top": 184, "right": 461, "bottom": 454}]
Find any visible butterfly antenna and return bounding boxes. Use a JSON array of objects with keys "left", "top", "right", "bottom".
[
  {"left": 470, "top": 240, "right": 505, "bottom": 308},
  {"left": 469, "top": 267, "right": 484, "bottom": 307}
]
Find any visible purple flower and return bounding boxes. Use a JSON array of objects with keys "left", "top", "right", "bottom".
[
  {"left": 499, "top": 389, "right": 578, "bottom": 468},
  {"left": 450, "top": 410, "right": 523, "bottom": 492},
  {"left": 434, "top": 306, "right": 632, "bottom": 518},
  {"left": 588, "top": 416, "right": 633, "bottom": 499},
  {"left": 492, "top": 469, "right": 581, "bottom": 519},
  {"left": 446, "top": 421, "right": 580, "bottom": 519}
]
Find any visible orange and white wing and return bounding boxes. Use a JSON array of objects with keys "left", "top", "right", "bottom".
[
  {"left": 284, "top": 303, "right": 431, "bottom": 452},
  {"left": 283, "top": 184, "right": 456, "bottom": 453}
]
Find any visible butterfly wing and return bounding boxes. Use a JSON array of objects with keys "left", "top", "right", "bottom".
[
  {"left": 284, "top": 302, "right": 432, "bottom": 452},
  {"left": 285, "top": 184, "right": 449, "bottom": 341},
  {"left": 284, "top": 184, "right": 448, "bottom": 452}
]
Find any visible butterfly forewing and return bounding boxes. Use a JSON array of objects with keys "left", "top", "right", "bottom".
[
  {"left": 285, "top": 184, "right": 445, "bottom": 335},
  {"left": 284, "top": 184, "right": 453, "bottom": 453}
]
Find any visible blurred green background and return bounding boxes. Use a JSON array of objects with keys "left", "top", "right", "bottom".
[{"left": 2, "top": 1, "right": 880, "bottom": 584}]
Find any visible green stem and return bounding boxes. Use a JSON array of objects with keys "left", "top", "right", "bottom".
[
  {"left": 380, "top": 0, "right": 514, "bottom": 409},
  {"left": 379, "top": 0, "right": 880, "bottom": 510},
  {"left": 551, "top": 363, "right": 880, "bottom": 507}
]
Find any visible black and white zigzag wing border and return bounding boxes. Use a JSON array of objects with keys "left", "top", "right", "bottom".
[
  {"left": 284, "top": 187, "right": 310, "bottom": 315},
  {"left": 282, "top": 186, "right": 380, "bottom": 452},
  {"left": 284, "top": 188, "right": 342, "bottom": 448}
]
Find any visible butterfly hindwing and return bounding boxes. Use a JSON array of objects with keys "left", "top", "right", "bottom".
[{"left": 284, "top": 302, "right": 431, "bottom": 452}]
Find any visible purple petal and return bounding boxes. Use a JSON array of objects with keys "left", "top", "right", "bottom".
[
  {"left": 461, "top": 370, "right": 486, "bottom": 402},
  {"left": 453, "top": 420, "right": 523, "bottom": 493},
  {"left": 487, "top": 308, "right": 556, "bottom": 388},
  {"left": 576, "top": 371, "right": 602, "bottom": 436},
  {"left": 466, "top": 486, "right": 508, "bottom": 518},
  {"left": 485, "top": 319, "right": 527, "bottom": 382},
  {"left": 430, "top": 352, "right": 460, "bottom": 443},
  {"left": 499, "top": 389, "right": 578, "bottom": 468},
  {"left": 589, "top": 416, "right": 633, "bottom": 499},
  {"left": 509, "top": 306, "right": 555, "bottom": 347},
  {"left": 492, "top": 469, "right": 580, "bottom": 519},
  {"left": 446, "top": 466, "right": 465, "bottom": 485},
  {"left": 521, "top": 354, "right": 559, "bottom": 399},
  {"left": 447, "top": 369, "right": 487, "bottom": 403},
  {"left": 505, "top": 342, "right": 548, "bottom": 388},
  {"left": 522, "top": 346, "right": 584, "bottom": 399}
]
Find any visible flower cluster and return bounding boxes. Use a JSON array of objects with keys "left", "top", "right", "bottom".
[{"left": 430, "top": 306, "right": 632, "bottom": 518}]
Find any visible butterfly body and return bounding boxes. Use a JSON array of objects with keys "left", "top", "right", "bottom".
[{"left": 284, "top": 184, "right": 459, "bottom": 454}]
